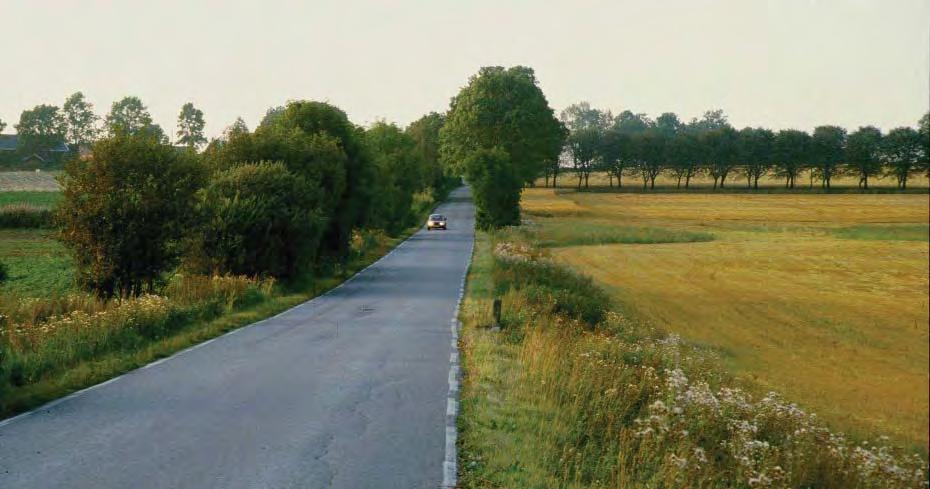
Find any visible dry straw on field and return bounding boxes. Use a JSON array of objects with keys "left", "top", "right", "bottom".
[
  {"left": 521, "top": 188, "right": 929, "bottom": 450},
  {"left": 458, "top": 233, "right": 928, "bottom": 488}
]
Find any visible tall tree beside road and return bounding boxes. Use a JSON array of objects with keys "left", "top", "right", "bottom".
[
  {"left": 176, "top": 102, "right": 207, "bottom": 149},
  {"left": 847, "top": 126, "right": 883, "bottom": 190},
  {"left": 212, "top": 100, "right": 374, "bottom": 261},
  {"left": 441, "top": 66, "right": 563, "bottom": 228},
  {"left": 365, "top": 121, "right": 425, "bottom": 233},
  {"left": 406, "top": 112, "right": 451, "bottom": 197},
  {"left": 193, "top": 161, "right": 324, "bottom": 279},
  {"left": 0, "top": 118, "right": 6, "bottom": 133},
  {"left": 62, "top": 92, "right": 99, "bottom": 149},
  {"left": 278, "top": 101, "right": 375, "bottom": 259},
  {"left": 463, "top": 147, "right": 520, "bottom": 229},
  {"left": 15, "top": 104, "right": 67, "bottom": 157}
]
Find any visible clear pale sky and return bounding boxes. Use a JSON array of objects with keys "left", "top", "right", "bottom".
[{"left": 2, "top": 0, "right": 928, "bottom": 140}]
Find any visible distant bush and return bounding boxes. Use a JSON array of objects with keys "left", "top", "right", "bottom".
[
  {"left": 0, "top": 204, "right": 53, "bottom": 228},
  {"left": 57, "top": 133, "right": 207, "bottom": 297},
  {"left": 190, "top": 161, "right": 325, "bottom": 280},
  {"left": 0, "top": 259, "right": 8, "bottom": 283}
]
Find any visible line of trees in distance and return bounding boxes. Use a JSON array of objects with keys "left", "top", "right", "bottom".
[
  {"left": 39, "top": 94, "right": 457, "bottom": 297},
  {"left": 0, "top": 93, "right": 211, "bottom": 166},
  {"left": 556, "top": 103, "right": 930, "bottom": 190}
]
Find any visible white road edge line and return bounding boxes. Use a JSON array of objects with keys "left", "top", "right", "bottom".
[
  {"left": 443, "top": 238, "right": 474, "bottom": 489},
  {"left": 0, "top": 221, "right": 430, "bottom": 431}
]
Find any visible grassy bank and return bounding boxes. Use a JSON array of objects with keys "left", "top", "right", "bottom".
[{"left": 457, "top": 231, "right": 927, "bottom": 488}]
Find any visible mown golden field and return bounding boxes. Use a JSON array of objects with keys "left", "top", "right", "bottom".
[{"left": 521, "top": 188, "right": 930, "bottom": 450}]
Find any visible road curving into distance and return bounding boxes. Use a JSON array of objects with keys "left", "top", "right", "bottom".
[{"left": 0, "top": 187, "right": 475, "bottom": 489}]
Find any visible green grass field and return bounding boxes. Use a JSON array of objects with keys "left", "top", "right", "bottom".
[
  {"left": 0, "top": 191, "right": 62, "bottom": 207},
  {"left": 0, "top": 229, "right": 73, "bottom": 296}
]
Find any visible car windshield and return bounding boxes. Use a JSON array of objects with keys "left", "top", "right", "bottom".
[{"left": 430, "top": 215, "right": 444, "bottom": 220}]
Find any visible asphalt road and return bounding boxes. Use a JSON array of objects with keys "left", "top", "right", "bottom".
[{"left": 0, "top": 187, "right": 475, "bottom": 489}]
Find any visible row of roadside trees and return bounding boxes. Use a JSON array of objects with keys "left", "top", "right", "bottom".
[
  {"left": 557, "top": 103, "right": 930, "bottom": 190},
  {"left": 54, "top": 98, "right": 455, "bottom": 297}
]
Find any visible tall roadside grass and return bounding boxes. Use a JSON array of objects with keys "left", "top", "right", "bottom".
[
  {"left": 0, "top": 274, "right": 273, "bottom": 405},
  {"left": 458, "top": 232, "right": 928, "bottom": 488}
]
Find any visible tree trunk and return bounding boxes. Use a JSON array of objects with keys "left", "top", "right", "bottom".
[
  {"left": 685, "top": 174, "right": 691, "bottom": 189},
  {"left": 678, "top": 175, "right": 683, "bottom": 189},
  {"left": 754, "top": 175, "right": 760, "bottom": 190},
  {"left": 584, "top": 172, "right": 589, "bottom": 189},
  {"left": 650, "top": 175, "right": 656, "bottom": 189},
  {"left": 617, "top": 172, "right": 623, "bottom": 188},
  {"left": 863, "top": 175, "right": 869, "bottom": 190},
  {"left": 544, "top": 174, "right": 550, "bottom": 188},
  {"left": 608, "top": 173, "right": 613, "bottom": 188}
]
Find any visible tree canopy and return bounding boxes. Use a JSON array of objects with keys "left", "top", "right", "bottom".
[
  {"left": 62, "top": 92, "right": 99, "bottom": 148},
  {"left": 106, "top": 96, "right": 166, "bottom": 142},
  {"left": 441, "top": 66, "right": 564, "bottom": 187},
  {"left": 440, "top": 66, "right": 563, "bottom": 228},
  {"left": 15, "top": 104, "right": 67, "bottom": 156},
  {"left": 176, "top": 102, "right": 207, "bottom": 149}
]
